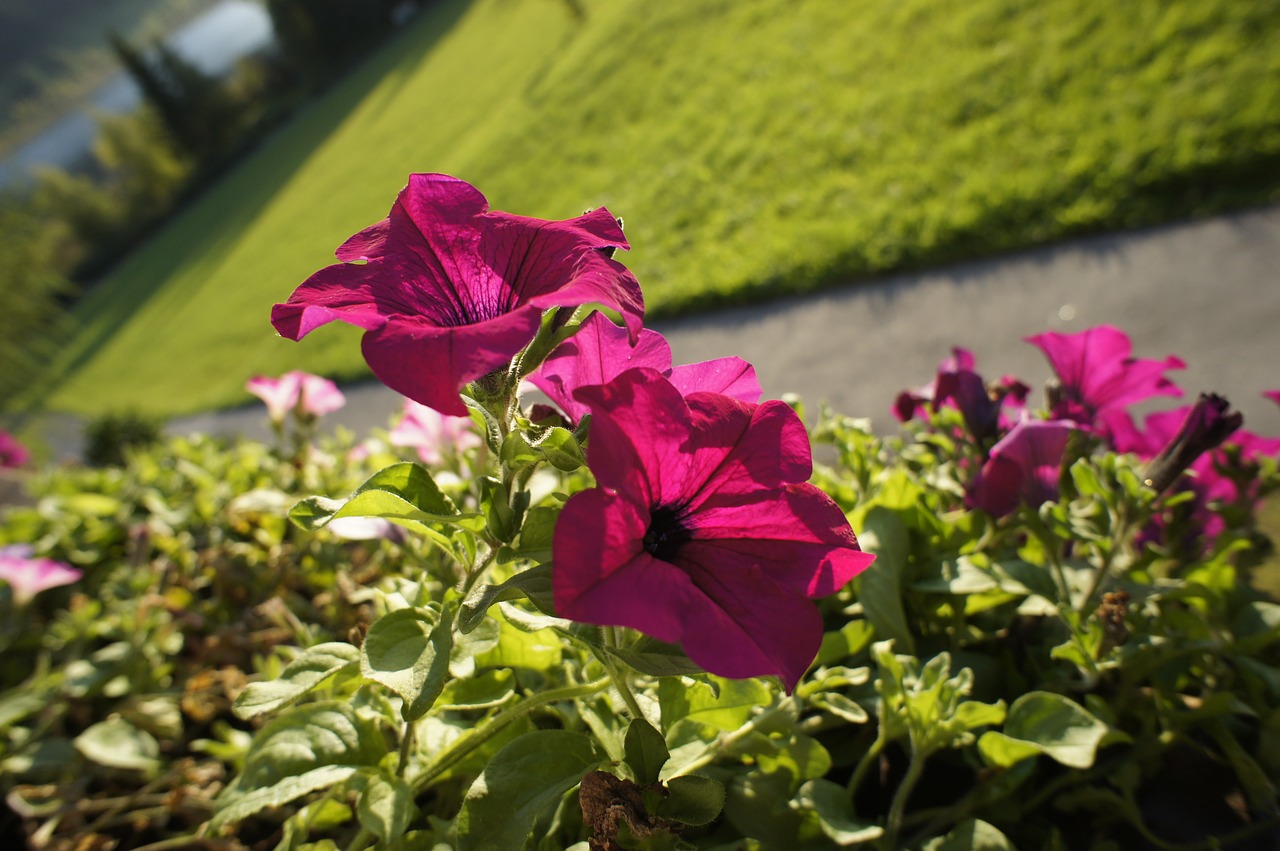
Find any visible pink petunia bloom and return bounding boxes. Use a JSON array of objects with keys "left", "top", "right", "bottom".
[
  {"left": 1112, "top": 399, "right": 1278, "bottom": 548},
  {"left": 270, "top": 174, "right": 644, "bottom": 417},
  {"left": 389, "top": 399, "right": 482, "bottom": 465},
  {"left": 1266, "top": 390, "right": 1280, "bottom": 407},
  {"left": 553, "top": 368, "right": 874, "bottom": 690},
  {"left": 1025, "top": 326, "right": 1184, "bottom": 438},
  {"left": 246, "top": 371, "right": 346, "bottom": 422},
  {"left": 530, "top": 312, "right": 760, "bottom": 423},
  {"left": 894, "top": 348, "right": 1029, "bottom": 442},
  {"left": 0, "top": 544, "right": 82, "bottom": 605},
  {"left": 0, "top": 430, "right": 30, "bottom": 469},
  {"left": 967, "top": 418, "right": 1075, "bottom": 517}
]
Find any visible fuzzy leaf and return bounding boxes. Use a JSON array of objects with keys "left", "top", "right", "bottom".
[
  {"left": 209, "top": 765, "right": 359, "bottom": 831},
  {"left": 855, "top": 507, "right": 916, "bottom": 653},
  {"left": 361, "top": 608, "right": 453, "bottom": 721},
  {"left": 456, "top": 730, "right": 600, "bottom": 851},
  {"left": 624, "top": 718, "right": 670, "bottom": 785},
  {"left": 233, "top": 643, "right": 360, "bottom": 719},
  {"left": 290, "top": 463, "right": 482, "bottom": 547},
  {"left": 979, "top": 691, "right": 1107, "bottom": 769},
  {"left": 660, "top": 774, "right": 725, "bottom": 827}
]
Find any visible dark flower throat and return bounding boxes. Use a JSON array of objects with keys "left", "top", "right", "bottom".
[{"left": 644, "top": 503, "right": 693, "bottom": 562}]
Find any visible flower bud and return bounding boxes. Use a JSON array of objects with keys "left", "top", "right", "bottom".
[{"left": 1143, "top": 393, "right": 1243, "bottom": 494}]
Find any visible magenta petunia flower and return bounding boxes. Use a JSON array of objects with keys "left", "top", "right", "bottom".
[
  {"left": 895, "top": 348, "right": 1028, "bottom": 442},
  {"left": 0, "top": 545, "right": 82, "bottom": 605},
  {"left": 1266, "top": 390, "right": 1280, "bottom": 407},
  {"left": 0, "top": 430, "right": 30, "bottom": 469},
  {"left": 389, "top": 399, "right": 481, "bottom": 465},
  {"left": 552, "top": 368, "right": 874, "bottom": 690},
  {"left": 246, "top": 371, "right": 345, "bottom": 423},
  {"left": 271, "top": 174, "right": 644, "bottom": 417},
  {"left": 1025, "top": 326, "right": 1184, "bottom": 436},
  {"left": 967, "top": 418, "right": 1075, "bottom": 517},
  {"left": 530, "top": 312, "right": 760, "bottom": 423}
]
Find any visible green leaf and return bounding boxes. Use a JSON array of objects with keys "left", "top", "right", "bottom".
[
  {"left": 358, "top": 773, "right": 416, "bottom": 843},
  {"left": 810, "top": 692, "right": 870, "bottom": 724},
  {"left": 209, "top": 765, "right": 359, "bottom": 831},
  {"left": 459, "top": 563, "right": 555, "bottom": 633},
  {"left": 529, "top": 425, "right": 585, "bottom": 472},
  {"left": 438, "top": 669, "right": 516, "bottom": 708},
  {"left": 792, "top": 779, "right": 883, "bottom": 845},
  {"left": 855, "top": 506, "right": 916, "bottom": 653},
  {"left": 921, "top": 818, "right": 1016, "bottom": 850},
  {"left": 979, "top": 691, "right": 1108, "bottom": 769},
  {"left": 990, "top": 558, "right": 1059, "bottom": 602},
  {"left": 289, "top": 463, "right": 481, "bottom": 548},
  {"left": 659, "top": 774, "right": 725, "bottom": 827},
  {"left": 456, "top": 730, "right": 600, "bottom": 851},
  {"left": 658, "top": 677, "right": 772, "bottom": 734},
  {"left": 624, "top": 718, "right": 670, "bottom": 785},
  {"left": 609, "top": 637, "right": 706, "bottom": 678},
  {"left": 361, "top": 608, "right": 453, "bottom": 721},
  {"left": 74, "top": 717, "right": 160, "bottom": 773},
  {"left": 236, "top": 702, "right": 387, "bottom": 791},
  {"left": 233, "top": 643, "right": 360, "bottom": 719},
  {"left": 912, "top": 557, "right": 1000, "bottom": 595}
]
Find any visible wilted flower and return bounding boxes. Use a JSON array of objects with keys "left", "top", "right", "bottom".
[
  {"left": 553, "top": 368, "right": 874, "bottom": 690},
  {"left": 246, "top": 371, "right": 346, "bottom": 423},
  {"left": 0, "top": 545, "right": 82, "bottom": 605},
  {"left": 1026, "top": 326, "right": 1183, "bottom": 438},
  {"left": 0, "top": 430, "right": 30, "bottom": 469},
  {"left": 389, "top": 399, "right": 481, "bottom": 465},
  {"left": 530, "top": 312, "right": 760, "bottom": 423},
  {"left": 271, "top": 174, "right": 644, "bottom": 416},
  {"left": 967, "top": 418, "right": 1075, "bottom": 517}
]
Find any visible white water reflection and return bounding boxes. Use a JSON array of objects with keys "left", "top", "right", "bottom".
[{"left": 0, "top": 0, "right": 275, "bottom": 188}]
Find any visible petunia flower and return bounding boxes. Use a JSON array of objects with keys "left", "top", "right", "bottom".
[
  {"left": 246, "top": 371, "right": 346, "bottom": 423},
  {"left": 1111, "top": 399, "right": 1279, "bottom": 548},
  {"left": 530, "top": 312, "right": 760, "bottom": 423},
  {"left": 967, "top": 418, "right": 1075, "bottom": 517},
  {"left": 1026, "top": 326, "right": 1184, "bottom": 438},
  {"left": 552, "top": 368, "right": 874, "bottom": 690},
  {"left": 0, "top": 544, "right": 82, "bottom": 606},
  {"left": 1266, "top": 390, "right": 1280, "bottom": 407},
  {"left": 895, "top": 348, "right": 1029, "bottom": 442},
  {"left": 271, "top": 174, "right": 644, "bottom": 417},
  {"left": 389, "top": 399, "right": 482, "bottom": 465},
  {"left": 0, "top": 430, "right": 30, "bottom": 469}
]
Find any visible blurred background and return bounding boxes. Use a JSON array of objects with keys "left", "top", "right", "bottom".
[{"left": 1, "top": 0, "right": 1278, "bottom": 456}]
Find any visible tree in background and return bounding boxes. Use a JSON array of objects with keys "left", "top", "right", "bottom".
[
  {"left": 265, "top": 0, "right": 405, "bottom": 86},
  {"left": 108, "top": 31, "right": 241, "bottom": 164},
  {"left": 0, "top": 203, "right": 72, "bottom": 408}
]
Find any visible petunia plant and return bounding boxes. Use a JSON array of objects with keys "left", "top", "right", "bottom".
[{"left": 169, "top": 177, "right": 1280, "bottom": 850}]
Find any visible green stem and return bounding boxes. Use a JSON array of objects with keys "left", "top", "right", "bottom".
[
  {"left": 846, "top": 732, "right": 888, "bottom": 811},
  {"left": 598, "top": 628, "right": 647, "bottom": 721},
  {"left": 396, "top": 718, "right": 416, "bottom": 780},
  {"left": 1077, "top": 506, "right": 1132, "bottom": 618},
  {"left": 882, "top": 748, "right": 928, "bottom": 851},
  {"left": 411, "top": 678, "right": 610, "bottom": 795}
]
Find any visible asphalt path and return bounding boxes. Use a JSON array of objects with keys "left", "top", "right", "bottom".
[{"left": 169, "top": 204, "right": 1280, "bottom": 449}]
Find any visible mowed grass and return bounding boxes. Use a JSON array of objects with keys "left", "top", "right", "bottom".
[{"left": 40, "top": 0, "right": 1280, "bottom": 418}]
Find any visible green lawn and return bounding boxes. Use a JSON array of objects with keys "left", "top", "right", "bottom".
[{"left": 39, "top": 0, "right": 1280, "bottom": 418}]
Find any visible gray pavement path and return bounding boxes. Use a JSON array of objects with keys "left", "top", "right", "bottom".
[{"left": 170, "top": 204, "right": 1280, "bottom": 447}]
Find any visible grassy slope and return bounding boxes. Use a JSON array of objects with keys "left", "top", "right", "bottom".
[{"left": 41, "top": 0, "right": 1280, "bottom": 417}]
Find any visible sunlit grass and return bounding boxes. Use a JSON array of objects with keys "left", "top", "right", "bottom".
[{"left": 40, "top": 0, "right": 1280, "bottom": 418}]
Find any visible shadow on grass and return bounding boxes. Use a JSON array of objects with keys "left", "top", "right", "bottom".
[{"left": 28, "top": 0, "right": 474, "bottom": 412}]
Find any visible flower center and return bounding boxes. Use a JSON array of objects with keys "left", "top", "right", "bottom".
[{"left": 643, "top": 503, "right": 693, "bottom": 562}]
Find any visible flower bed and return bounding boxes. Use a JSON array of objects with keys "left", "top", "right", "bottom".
[{"left": 2, "top": 177, "right": 1279, "bottom": 850}]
